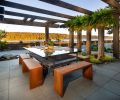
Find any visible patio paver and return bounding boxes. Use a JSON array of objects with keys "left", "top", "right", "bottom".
[{"left": 0, "top": 50, "right": 120, "bottom": 100}]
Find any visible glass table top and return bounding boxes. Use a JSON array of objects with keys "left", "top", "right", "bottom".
[{"left": 25, "top": 46, "right": 78, "bottom": 57}]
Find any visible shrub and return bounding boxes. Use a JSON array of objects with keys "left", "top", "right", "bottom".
[
  {"left": 81, "top": 52, "right": 87, "bottom": 56},
  {"left": 105, "top": 48, "right": 113, "bottom": 53},
  {"left": 90, "top": 55, "right": 101, "bottom": 64},
  {"left": 101, "top": 55, "right": 114, "bottom": 62},
  {"left": 0, "top": 41, "right": 7, "bottom": 50},
  {"left": 0, "top": 30, "right": 6, "bottom": 41},
  {"left": 92, "top": 46, "right": 98, "bottom": 51},
  {"left": 90, "top": 55, "right": 114, "bottom": 64}
]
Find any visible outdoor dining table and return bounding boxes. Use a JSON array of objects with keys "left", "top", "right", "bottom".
[{"left": 24, "top": 46, "right": 78, "bottom": 69}]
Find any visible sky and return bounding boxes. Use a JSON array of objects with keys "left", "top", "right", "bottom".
[{"left": 0, "top": 0, "right": 112, "bottom": 36}]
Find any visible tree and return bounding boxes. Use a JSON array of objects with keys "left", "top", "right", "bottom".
[
  {"left": 92, "top": 8, "right": 116, "bottom": 59},
  {"left": 65, "top": 8, "right": 116, "bottom": 59}
]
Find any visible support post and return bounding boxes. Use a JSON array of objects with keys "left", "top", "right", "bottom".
[
  {"left": 113, "top": 14, "right": 119, "bottom": 59},
  {"left": 69, "top": 30, "right": 74, "bottom": 50},
  {"left": 86, "top": 30, "right": 91, "bottom": 55},
  {"left": 98, "top": 28, "right": 104, "bottom": 59},
  {"left": 77, "top": 31, "right": 82, "bottom": 52},
  {"left": 45, "top": 26, "right": 49, "bottom": 42}
]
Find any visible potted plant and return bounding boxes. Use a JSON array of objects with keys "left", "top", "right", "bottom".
[{"left": 44, "top": 39, "right": 54, "bottom": 54}]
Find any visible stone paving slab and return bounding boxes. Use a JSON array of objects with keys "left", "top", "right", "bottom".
[{"left": 0, "top": 50, "right": 120, "bottom": 100}]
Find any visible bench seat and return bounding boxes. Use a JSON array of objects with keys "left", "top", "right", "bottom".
[
  {"left": 19, "top": 54, "right": 31, "bottom": 64},
  {"left": 54, "top": 61, "right": 93, "bottom": 97},
  {"left": 22, "top": 58, "right": 43, "bottom": 89}
]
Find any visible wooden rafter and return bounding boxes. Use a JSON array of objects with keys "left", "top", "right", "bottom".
[
  {"left": 0, "top": 18, "right": 59, "bottom": 28},
  {"left": 0, "top": 7, "right": 4, "bottom": 14},
  {"left": 45, "top": 21, "right": 56, "bottom": 26},
  {"left": 5, "top": 11, "right": 66, "bottom": 23},
  {"left": 23, "top": 17, "right": 28, "bottom": 22},
  {"left": 0, "top": 15, "right": 4, "bottom": 21},
  {"left": 101, "top": 0, "right": 120, "bottom": 10},
  {"left": 39, "top": 0, "right": 93, "bottom": 14},
  {"left": 29, "top": 18, "right": 35, "bottom": 22},
  {"left": 0, "top": 0, "right": 73, "bottom": 19}
]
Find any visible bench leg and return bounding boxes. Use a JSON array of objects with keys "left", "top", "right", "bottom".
[
  {"left": 30, "top": 67, "right": 43, "bottom": 89},
  {"left": 19, "top": 57, "right": 22, "bottom": 64},
  {"left": 22, "top": 61, "right": 29, "bottom": 73},
  {"left": 54, "top": 70, "right": 64, "bottom": 97},
  {"left": 83, "top": 65, "right": 93, "bottom": 80}
]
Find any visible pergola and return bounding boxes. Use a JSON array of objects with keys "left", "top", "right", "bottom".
[{"left": 0, "top": 0, "right": 120, "bottom": 58}]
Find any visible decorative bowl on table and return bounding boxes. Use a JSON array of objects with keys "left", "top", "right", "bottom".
[{"left": 43, "top": 45, "right": 54, "bottom": 55}]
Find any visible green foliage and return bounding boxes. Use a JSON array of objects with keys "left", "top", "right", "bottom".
[
  {"left": 101, "top": 55, "right": 114, "bottom": 62},
  {"left": 92, "top": 8, "right": 116, "bottom": 29},
  {"left": 90, "top": 55, "right": 114, "bottom": 64},
  {"left": 65, "top": 8, "right": 116, "bottom": 32},
  {"left": 47, "top": 39, "right": 54, "bottom": 46},
  {"left": 91, "top": 46, "right": 98, "bottom": 51},
  {"left": 65, "top": 16, "right": 83, "bottom": 31},
  {"left": 90, "top": 55, "right": 101, "bottom": 64},
  {"left": 81, "top": 52, "right": 87, "bottom": 56},
  {"left": 105, "top": 48, "right": 113, "bottom": 53},
  {"left": 0, "top": 30, "right": 6, "bottom": 41},
  {"left": 0, "top": 41, "right": 7, "bottom": 50}
]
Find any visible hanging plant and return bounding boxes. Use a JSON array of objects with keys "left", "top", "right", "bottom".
[
  {"left": 92, "top": 8, "right": 116, "bottom": 29},
  {"left": 65, "top": 17, "right": 76, "bottom": 31},
  {"left": 81, "top": 15, "right": 93, "bottom": 31},
  {"left": 64, "top": 8, "right": 116, "bottom": 32}
]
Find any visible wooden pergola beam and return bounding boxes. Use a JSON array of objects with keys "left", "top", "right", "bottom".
[
  {"left": 23, "top": 18, "right": 28, "bottom": 22},
  {"left": 0, "top": 18, "right": 59, "bottom": 28},
  {"left": 5, "top": 11, "right": 66, "bottom": 23},
  {"left": 39, "top": 0, "right": 93, "bottom": 14},
  {"left": 101, "top": 0, "right": 120, "bottom": 10},
  {"left": 29, "top": 18, "right": 35, "bottom": 22},
  {"left": 0, "top": 7, "right": 4, "bottom": 14},
  {"left": 0, "top": 15, "right": 4, "bottom": 21},
  {"left": 0, "top": 1, "right": 73, "bottom": 19}
]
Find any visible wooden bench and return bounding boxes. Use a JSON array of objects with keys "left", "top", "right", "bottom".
[
  {"left": 19, "top": 54, "right": 31, "bottom": 64},
  {"left": 54, "top": 61, "right": 93, "bottom": 97},
  {"left": 22, "top": 58, "right": 43, "bottom": 89},
  {"left": 69, "top": 54, "right": 90, "bottom": 62},
  {"left": 45, "top": 54, "right": 78, "bottom": 68},
  {"left": 77, "top": 55, "right": 90, "bottom": 62}
]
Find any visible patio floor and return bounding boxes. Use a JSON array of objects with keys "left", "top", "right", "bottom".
[{"left": 0, "top": 50, "right": 120, "bottom": 100}]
